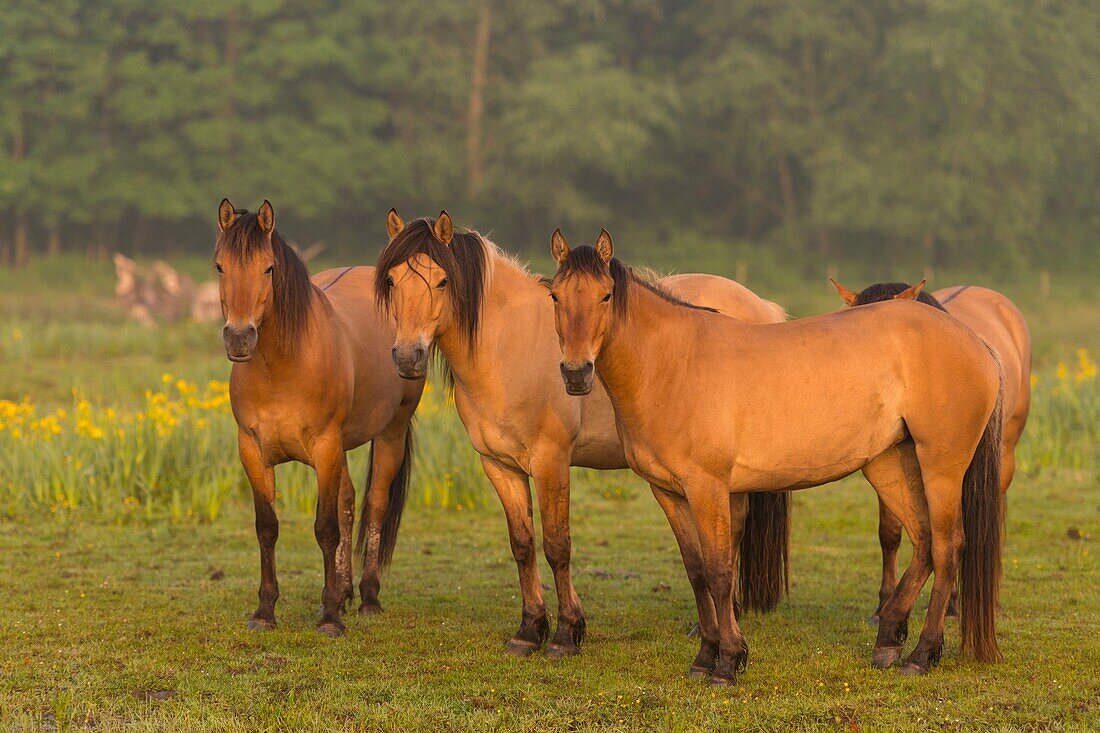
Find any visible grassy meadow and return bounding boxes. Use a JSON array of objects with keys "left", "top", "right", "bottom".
[{"left": 0, "top": 254, "right": 1097, "bottom": 731}]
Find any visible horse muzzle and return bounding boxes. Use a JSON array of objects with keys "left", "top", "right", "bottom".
[
  {"left": 392, "top": 343, "right": 428, "bottom": 380},
  {"left": 560, "top": 361, "right": 594, "bottom": 396},
  {"left": 223, "top": 323, "right": 258, "bottom": 362}
]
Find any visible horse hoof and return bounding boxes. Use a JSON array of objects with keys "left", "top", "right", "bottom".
[
  {"left": 504, "top": 638, "right": 541, "bottom": 657},
  {"left": 317, "top": 622, "right": 346, "bottom": 638},
  {"left": 247, "top": 617, "right": 276, "bottom": 632},
  {"left": 708, "top": 674, "right": 736, "bottom": 687},
  {"left": 545, "top": 643, "right": 580, "bottom": 660},
  {"left": 867, "top": 614, "right": 881, "bottom": 626},
  {"left": 358, "top": 602, "right": 383, "bottom": 615},
  {"left": 686, "top": 666, "right": 711, "bottom": 679},
  {"left": 899, "top": 662, "right": 927, "bottom": 676},
  {"left": 872, "top": 646, "right": 902, "bottom": 669}
]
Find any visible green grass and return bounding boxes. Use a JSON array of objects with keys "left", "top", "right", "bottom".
[
  {"left": 0, "top": 255, "right": 1097, "bottom": 730},
  {"left": 1, "top": 471, "right": 1096, "bottom": 731}
]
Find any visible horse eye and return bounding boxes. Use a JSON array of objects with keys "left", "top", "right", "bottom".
[
  {"left": 264, "top": 266, "right": 274, "bottom": 276},
  {"left": 436, "top": 277, "right": 448, "bottom": 289},
  {"left": 214, "top": 263, "right": 224, "bottom": 274},
  {"left": 386, "top": 275, "right": 395, "bottom": 288},
  {"left": 601, "top": 292, "right": 612, "bottom": 303},
  {"left": 550, "top": 293, "right": 559, "bottom": 303}
]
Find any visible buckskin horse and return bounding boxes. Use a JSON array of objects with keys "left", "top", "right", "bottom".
[
  {"left": 549, "top": 231, "right": 1004, "bottom": 684},
  {"left": 216, "top": 199, "right": 423, "bottom": 636},
  {"left": 830, "top": 277, "right": 1031, "bottom": 623},
  {"left": 375, "top": 210, "right": 790, "bottom": 659}
]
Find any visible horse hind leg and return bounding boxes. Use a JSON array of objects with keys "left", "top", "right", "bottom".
[
  {"left": 356, "top": 428, "right": 410, "bottom": 615},
  {"left": 900, "top": 465, "right": 966, "bottom": 675},
  {"left": 651, "top": 484, "right": 722, "bottom": 678},
  {"left": 861, "top": 444, "right": 934, "bottom": 669},
  {"left": 873, "top": 497, "right": 904, "bottom": 626},
  {"left": 314, "top": 437, "right": 352, "bottom": 637}
]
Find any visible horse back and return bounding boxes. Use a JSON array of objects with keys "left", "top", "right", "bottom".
[
  {"left": 935, "top": 286, "right": 1031, "bottom": 438},
  {"left": 660, "top": 273, "right": 786, "bottom": 324}
]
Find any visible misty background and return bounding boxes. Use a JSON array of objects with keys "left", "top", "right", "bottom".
[{"left": 1, "top": 0, "right": 1098, "bottom": 276}]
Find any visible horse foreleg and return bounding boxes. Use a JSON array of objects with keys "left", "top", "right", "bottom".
[
  {"left": 313, "top": 437, "right": 349, "bottom": 637},
  {"left": 533, "top": 462, "right": 586, "bottom": 659},
  {"left": 480, "top": 456, "right": 548, "bottom": 656},
  {"left": 651, "top": 485, "right": 721, "bottom": 677},
  {"left": 686, "top": 482, "right": 748, "bottom": 686},
  {"left": 239, "top": 433, "right": 279, "bottom": 631}
]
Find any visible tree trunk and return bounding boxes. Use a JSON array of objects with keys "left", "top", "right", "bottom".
[
  {"left": 778, "top": 158, "right": 797, "bottom": 223},
  {"left": 466, "top": 1, "right": 491, "bottom": 198},
  {"left": 48, "top": 226, "right": 61, "bottom": 257},
  {"left": 14, "top": 216, "right": 29, "bottom": 268},
  {"left": 10, "top": 123, "right": 27, "bottom": 268}
]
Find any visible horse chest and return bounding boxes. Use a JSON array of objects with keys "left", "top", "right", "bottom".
[{"left": 453, "top": 393, "right": 533, "bottom": 471}]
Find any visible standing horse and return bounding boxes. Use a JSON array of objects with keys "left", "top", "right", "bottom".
[
  {"left": 375, "top": 210, "right": 790, "bottom": 659},
  {"left": 548, "top": 230, "right": 1004, "bottom": 683},
  {"left": 216, "top": 199, "right": 423, "bottom": 636},
  {"left": 831, "top": 279, "right": 1031, "bottom": 623}
]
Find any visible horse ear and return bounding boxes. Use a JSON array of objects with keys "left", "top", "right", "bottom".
[
  {"left": 594, "top": 228, "right": 613, "bottom": 264},
  {"left": 433, "top": 210, "right": 454, "bottom": 245},
  {"left": 257, "top": 200, "right": 275, "bottom": 236},
  {"left": 217, "top": 198, "right": 237, "bottom": 232},
  {"left": 386, "top": 208, "right": 405, "bottom": 239},
  {"left": 550, "top": 229, "right": 570, "bottom": 264},
  {"left": 829, "top": 278, "right": 859, "bottom": 306},
  {"left": 894, "top": 278, "right": 927, "bottom": 301}
]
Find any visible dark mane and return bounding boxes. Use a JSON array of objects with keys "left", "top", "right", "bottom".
[
  {"left": 214, "top": 211, "right": 315, "bottom": 353},
  {"left": 375, "top": 217, "right": 489, "bottom": 353},
  {"left": 854, "top": 282, "right": 946, "bottom": 311},
  {"left": 555, "top": 245, "right": 718, "bottom": 319}
]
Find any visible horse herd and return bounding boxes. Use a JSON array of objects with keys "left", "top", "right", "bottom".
[{"left": 214, "top": 199, "right": 1031, "bottom": 686}]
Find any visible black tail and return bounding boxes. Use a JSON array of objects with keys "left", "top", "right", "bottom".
[
  {"left": 355, "top": 427, "right": 414, "bottom": 569},
  {"left": 960, "top": 376, "right": 1004, "bottom": 662},
  {"left": 738, "top": 491, "right": 791, "bottom": 613}
]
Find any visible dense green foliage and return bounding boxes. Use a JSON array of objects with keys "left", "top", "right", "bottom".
[{"left": 1, "top": 1, "right": 1098, "bottom": 269}]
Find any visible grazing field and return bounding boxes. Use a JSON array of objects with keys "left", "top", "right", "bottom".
[{"left": 0, "top": 256, "right": 1097, "bottom": 731}]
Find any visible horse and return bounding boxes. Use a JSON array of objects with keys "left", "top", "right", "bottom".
[
  {"left": 375, "top": 210, "right": 790, "bottom": 659},
  {"left": 830, "top": 278, "right": 1031, "bottom": 623},
  {"left": 215, "top": 199, "right": 423, "bottom": 637},
  {"left": 548, "top": 230, "right": 1005, "bottom": 684}
]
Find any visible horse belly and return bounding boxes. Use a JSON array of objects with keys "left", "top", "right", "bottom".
[{"left": 727, "top": 415, "right": 905, "bottom": 491}]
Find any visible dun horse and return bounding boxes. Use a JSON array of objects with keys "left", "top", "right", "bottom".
[
  {"left": 831, "top": 278, "right": 1031, "bottom": 623},
  {"left": 216, "top": 200, "right": 423, "bottom": 636},
  {"left": 375, "top": 210, "right": 790, "bottom": 658},
  {"left": 549, "top": 231, "right": 1004, "bottom": 684}
]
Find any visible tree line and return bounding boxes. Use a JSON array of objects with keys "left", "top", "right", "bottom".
[{"left": 1, "top": 0, "right": 1097, "bottom": 270}]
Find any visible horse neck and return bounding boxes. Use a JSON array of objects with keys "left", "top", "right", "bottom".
[
  {"left": 435, "top": 249, "right": 544, "bottom": 391},
  {"left": 250, "top": 290, "right": 323, "bottom": 373},
  {"left": 597, "top": 280, "right": 702, "bottom": 409}
]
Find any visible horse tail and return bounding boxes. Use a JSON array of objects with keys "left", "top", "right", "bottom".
[
  {"left": 960, "top": 363, "right": 1005, "bottom": 662},
  {"left": 738, "top": 491, "right": 790, "bottom": 612},
  {"left": 355, "top": 426, "right": 414, "bottom": 569}
]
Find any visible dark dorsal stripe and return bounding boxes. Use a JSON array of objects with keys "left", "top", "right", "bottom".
[
  {"left": 321, "top": 265, "right": 356, "bottom": 292},
  {"left": 939, "top": 285, "right": 971, "bottom": 305}
]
